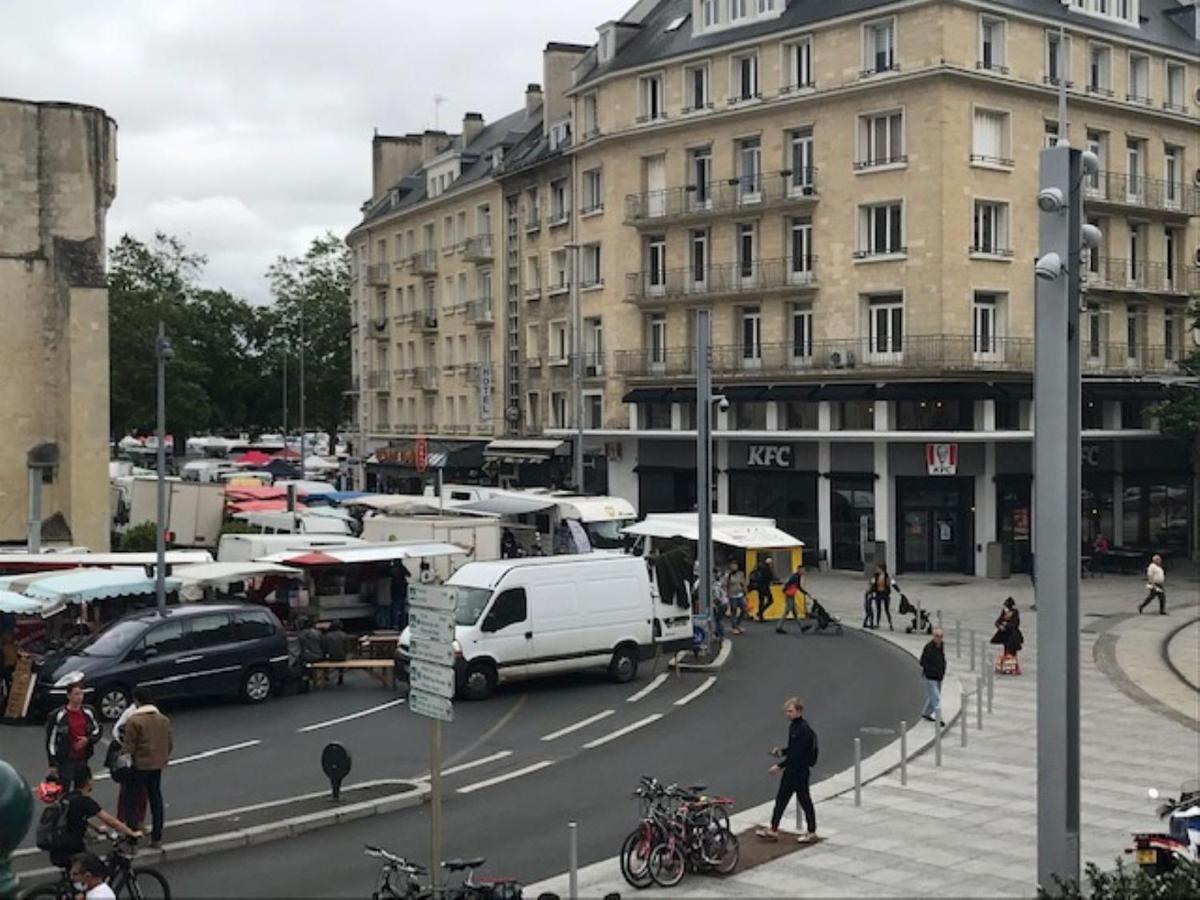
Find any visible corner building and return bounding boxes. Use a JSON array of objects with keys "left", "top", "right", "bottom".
[{"left": 350, "top": 0, "right": 1199, "bottom": 575}]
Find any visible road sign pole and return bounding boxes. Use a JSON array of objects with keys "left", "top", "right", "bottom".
[{"left": 430, "top": 718, "right": 442, "bottom": 896}]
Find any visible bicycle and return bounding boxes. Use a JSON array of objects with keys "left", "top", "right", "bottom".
[
  {"left": 365, "top": 845, "right": 430, "bottom": 900},
  {"left": 22, "top": 835, "right": 170, "bottom": 900},
  {"left": 364, "top": 847, "right": 522, "bottom": 900}
]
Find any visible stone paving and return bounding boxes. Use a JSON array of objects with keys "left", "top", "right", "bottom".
[{"left": 529, "top": 566, "right": 1199, "bottom": 898}]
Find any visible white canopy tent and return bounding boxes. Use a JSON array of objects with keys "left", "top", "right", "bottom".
[
  {"left": 622, "top": 514, "right": 804, "bottom": 549},
  {"left": 172, "top": 561, "right": 304, "bottom": 588},
  {"left": 258, "top": 541, "right": 468, "bottom": 566}
]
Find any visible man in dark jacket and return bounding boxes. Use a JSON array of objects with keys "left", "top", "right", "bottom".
[
  {"left": 751, "top": 558, "right": 776, "bottom": 622},
  {"left": 756, "top": 697, "right": 818, "bottom": 842},
  {"left": 297, "top": 618, "right": 324, "bottom": 692},
  {"left": 45, "top": 681, "right": 101, "bottom": 787},
  {"left": 920, "top": 627, "right": 946, "bottom": 725},
  {"left": 321, "top": 619, "right": 352, "bottom": 685}
]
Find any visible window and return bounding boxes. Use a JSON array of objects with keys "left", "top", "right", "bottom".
[
  {"left": 526, "top": 187, "right": 540, "bottom": 229},
  {"left": 685, "top": 63, "right": 710, "bottom": 111},
  {"left": 736, "top": 137, "right": 762, "bottom": 200},
  {"left": 1069, "top": 0, "right": 1140, "bottom": 27},
  {"left": 1126, "top": 306, "right": 1142, "bottom": 360},
  {"left": 979, "top": 16, "right": 1006, "bottom": 71},
  {"left": 526, "top": 255, "right": 541, "bottom": 292},
  {"left": 1165, "top": 61, "right": 1186, "bottom": 111},
  {"left": 580, "top": 244, "right": 602, "bottom": 287},
  {"left": 483, "top": 589, "right": 527, "bottom": 633},
  {"left": 525, "top": 393, "right": 541, "bottom": 430},
  {"left": 584, "top": 318, "right": 603, "bottom": 375},
  {"left": 689, "top": 229, "right": 709, "bottom": 290},
  {"left": 733, "top": 402, "right": 768, "bottom": 430},
  {"left": 835, "top": 401, "right": 875, "bottom": 430},
  {"left": 1126, "top": 138, "right": 1143, "bottom": 199},
  {"left": 896, "top": 400, "right": 974, "bottom": 431},
  {"left": 646, "top": 236, "right": 667, "bottom": 295},
  {"left": 1164, "top": 308, "right": 1178, "bottom": 362},
  {"left": 1085, "top": 305, "right": 1103, "bottom": 360},
  {"left": 648, "top": 313, "right": 667, "bottom": 367},
  {"left": 640, "top": 402, "right": 672, "bottom": 430},
  {"left": 187, "top": 613, "right": 235, "bottom": 649},
  {"left": 783, "top": 401, "right": 818, "bottom": 429},
  {"left": 1163, "top": 148, "right": 1180, "bottom": 209},
  {"left": 1128, "top": 53, "right": 1149, "bottom": 103},
  {"left": 730, "top": 0, "right": 748, "bottom": 20},
  {"left": 549, "top": 320, "right": 569, "bottom": 363},
  {"left": 784, "top": 39, "right": 813, "bottom": 91},
  {"left": 234, "top": 611, "right": 276, "bottom": 641},
  {"left": 582, "top": 168, "right": 603, "bottom": 214},
  {"left": 973, "top": 293, "right": 1001, "bottom": 357},
  {"left": 973, "top": 201, "right": 1011, "bottom": 255},
  {"left": 526, "top": 323, "right": 541, "bottom": 362},
  {"left": 1086, "top": 132, "right": 1105, "bottom": 193},
  {"left": 867, "top": 294, "right": 903, "bottom": 356},
  {"left": 971, "top": 109, "right": 1011, "bottom": 165},
  {"left": 789, "top": 127, "right": 815, "bottom": 193},
  {"left": 141, "top": 620, "right": 186, "bottom": 656},
  {"left": 639, "top": 74, "right": 665, "bottom": 122},
  {"left": 549, "top": 120, "right": 570, "bottom": 151},
  {"left": 700, "top": 0, "right": 718, "bottom": 29},
  {"left": 1046, "top": 31, "right": 1071, "bottom": 86},
  {"left": 550, "top": 249, "right": 568, "bottom": 292},
  {"left": 791, "top": 303, "right": 813, "bottom": 362},
  {"left": 549, "top": 180, "right": 569, "bottom": 224},
  {"left": 1128, "top": 224, "right": 1142, "bottom": 284},
  {"left": 863, "top": 19, "right": 896, "bottom": 75},
  {"left": 1165, "top": 227, "right": 1179, "bottom": 289},
  {"left": 789, "top": 216, "right": 813, "bottom": 282},
  {"left": 740, "top": 306, "right": 762, "bottom": 365},
  {"left": 737, "top": 222, "right": 757, "bottom": 282},
  {"left": 857, "top": 110, "right": 904, "bottom": 168},
  {"left": 1088, "top": 44, "right": 1112, "bottom": 95},
  {"left": 689, "top": 147, "right": 713, "bottom": 208},
  {"left": 551, "top": 391, "right": 569, "bottom": 428},
  {"left": 585, "top": 394, "right": 604, "bottom": 429},
  {"left": 582, "top": 93, "right": 599, "bottom": 138},
  {"left": 731, "top": 52, "right": 759, "bottom": 102},
  {"left": 857, "top": 202, "right": 904, "bottom": 257}
]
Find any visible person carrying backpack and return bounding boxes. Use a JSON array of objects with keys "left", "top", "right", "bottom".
[
  {"left": 37, "top": 766, "right": 141, "bottom": 870},
  {"left": 756, "top": 697, "right": 819, "bottom": 843},
  {"left": 750, "top": 558, "right": 776, "bottom": 622}
]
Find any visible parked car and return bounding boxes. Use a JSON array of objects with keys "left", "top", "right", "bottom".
[{"left": 33, "top": 603, "right": 289, "bottom": 720}]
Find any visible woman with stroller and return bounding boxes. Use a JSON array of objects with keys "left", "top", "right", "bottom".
[
  {"left": 866, "top": 563, "right": 894, "bottom": 630},
  {"left": 991, "top": 597, "right": 1023, "bottom": 675}
]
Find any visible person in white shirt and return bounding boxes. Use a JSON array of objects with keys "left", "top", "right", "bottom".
[
  {"left": 70, "top": 851, "right": 117, "bottom": 899},
  {"left": 1138, "top": 554, "right": 1166, "bottom": 615}
]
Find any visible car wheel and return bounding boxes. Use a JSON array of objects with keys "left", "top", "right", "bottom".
[
  {"left": 461, "top": 661, "right": 497, "bottom": 700},
  {"left": 609, "top": 645, "right": 638, "bottom": 684},
  {"left": 98, "top": 685, "right": 131, "bottom": 722},
  {"left": 241, "top": 667, "right": 273, "bottom": 704}
]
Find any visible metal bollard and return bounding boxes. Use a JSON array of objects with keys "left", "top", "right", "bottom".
[
  {"left": 961, "top": 691, "right": 969, "bottom": 747},
  {"left": 853, "top": 737, "right": 862, "bottom": 807},
  {"left": 976, "top": 677, "right": 984, "bottom": 731},
  {"left": 934, "top": 717, "right": 942, "bottom": 766},
  {"left": 987, "top": 661, "right": 994, "bottom": 714},
  {"left": 916, "top": 597, "right": 923, "bottom": 633},
  {"left": 955, "top": 619, "right": 961, "bottom": 658},
  {"left": 969, "top": 630, "right": 976, "bottom": 670},
  {"left": 568, "top": 821, "right": 578, "bottom": 900},
  {"left": 900, "top": 720, "right": 908, "bottom": 786}
]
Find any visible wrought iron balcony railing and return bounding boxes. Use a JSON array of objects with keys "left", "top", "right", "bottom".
[
  {"left": 624, "top": 171, "right": 817, "bottom": 226},
  {"left": 462, "top": 234, "right": 494, "bottom": 262},
  {"left": 625, "top": 257, "right": 817, "bottom": 303},
  {"left": 1084, "top": 170, "right": 1199, "bottom": 216},
  {"left": 1088, "top": 257, "right": 1198, "bottom": 295},
  {"left": 408, "top": 249, "right": 438, "bottom": 274}
]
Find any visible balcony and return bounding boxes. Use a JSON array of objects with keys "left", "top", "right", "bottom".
[
  {"left": 523, "top": 285, "right": 543, "bottom": 302},
  {"left": 409, "top": 249, "right": 438, "bottom": 274},
  {"left": 546, "top": 281, "right": 570, "bottom": 299},
  {"left": 364, "top": 263, "right": 390, "bottom": 286},
  {"left": 1084, "top": 171, "right": 1199, "bottom": 217},
  {"left": 416, "top": 310, "right": 439, "bottom": 332},
  {"left": 366, "top": 370, "right": 391, "bottom": 390},
  {"left": 624, "top": 171, "right": 818, "bottom": 228},
  {"left": 368, "top": 317, "right": 390, "bottom": 340},
  {"left": 1088, "top": 258, "right": 1199, "bottom": 296},
  {"left": 580, "top": 352, "right": 605, "bottom": 378},
  {"left": 467, "top": 300, "right": 495, "bottom": 327},
  {"left": 462, "top": 234, "right": 494, "bottom": 262},
  {"left": 417, "top": 368, "right": 438, "bottom": 392},
  {"left": 625, "top": 257, "right": 817, "bottom": 304},
  {"left": 616, "top": 335, "right": 1184, "bottom": 381}
]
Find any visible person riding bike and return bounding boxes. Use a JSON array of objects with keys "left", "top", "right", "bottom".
[{"left": 46, "top": 767, "right": 142, "bottom": 872}]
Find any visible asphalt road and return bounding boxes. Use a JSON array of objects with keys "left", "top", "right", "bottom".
[{"left": 135, "top": 623, "right": 924, "bottom": 897}]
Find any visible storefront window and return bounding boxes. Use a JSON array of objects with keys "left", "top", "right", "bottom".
[
  {"left": 894, "top": 400, "right": 974, "bottom": 430},
  {"left": 782, "top": 401, "right": 818, "bottom": 430},
  {"left": 1123, "top": 478, "right": 1190, "bottom": 552},
  {"left": 1121, "top": 399, "right": 1151, "bottom": 429},
  {"left": 835, "top": 401, "right": 874, "bottom": 430},
  {"left": 995, "top": 400, "right": 1021, "bottom": 430},
  {"left": 729, "top": 472, "right": 818, "bottom": 550},
  {"left": 680, "top": 403, "right": 697, "bottom": 430},
  {"left": 1082, "top": 398, "right": 1104, "bottom": 430},
  {"left": 640, "top": 402, "right": 672, "bottom": 430},
  {"left": 831, "top": 476, "right": 875, "bottom": 569},
  {"left": 1081, "top": 475, "right": 1114, "bottom": 546},
  {"left": 733, "top": 402, "right": 768, "bottom": 430}
]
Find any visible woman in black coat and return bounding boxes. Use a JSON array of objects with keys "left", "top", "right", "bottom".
[{"left": 991, "top": 597, "right": 1023, "bottom": 674}]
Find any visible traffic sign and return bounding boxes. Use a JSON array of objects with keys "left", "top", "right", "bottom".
[
  {"left": 415, "top": 436, "right": 429, "bottom": 474},
  {"left": 408, "top": 635, "right": 456, "bottom": 667},
  {"left": 410, "top": 659, "right": 456, "bottom": 700},
  {"left": 409, "top": 688, "right": 454, "bottom": 723},
  {"left": 409, "top": 584, "right": 457, "bottom": 613},
  {"left": 410, "top": 606, "right": 455, "bottom": 642}
]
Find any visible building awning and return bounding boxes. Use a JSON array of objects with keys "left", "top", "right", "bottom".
[
  {"left": 622, "top": 388, "right": 673, "bottom": 403},
  {"left": 259, "top": 541, "right": 469, "bottom": 566},
  {"left": 455, "top": 495, "right": 558, "bottom": 516},
  {"left": 173, "top": 562, "right": 304, "bottom": 589},
  {"left": 1082, "top": 381, "right": 1169, "bottom": 401},
  {"left": 811, "top": 384, "right": 877, "bottom": 401},
  {"left": 874, "top": 382, "right": 1007, "bottom": 401},
  {"left": 762, "top": 385, "right": 819, "bottom": 401},
  {"left": 717, "top": 385, "right": 769, "bottom": 401},
  {"left": 483, "top": 439, "right": 565, "bottom": 463}
]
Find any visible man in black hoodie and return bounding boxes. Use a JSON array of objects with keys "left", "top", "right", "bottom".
[
  {"left": 756, "top": 697, "right": 818, "bottom": 843},
  {"left": 920, "top": 627, "right": 946, "bottom": 725}
]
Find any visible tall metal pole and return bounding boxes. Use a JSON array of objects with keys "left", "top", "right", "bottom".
[
  {"left": 1035, "top": 144, "right": 1083, "bottom": 889},
  {"left": 154, "top": 322, "right": 170, "bottom": 616},
  {"left": 1057, "top": 25, "right": 1067, "bottom": 147},
  {"left": 430, "top": 719, "right": 443, "bottom": 896},
  {"left": 695, "top": 309, "right": 713, "bottom": 647},
  {"left": 282, "top": 350, "right": 288, "bottom": 439},
  {"left": 26, "top": 467, "right": 42, "bottom": 553},
  {"left": 569, "top": 243, "right": 584, "bottom": 492},
  {"left": 298, "top": 305, "right": 307, "bottom": 473}
]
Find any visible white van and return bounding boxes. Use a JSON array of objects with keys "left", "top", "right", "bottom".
[{"left": 401, "top": 554, "right": 693, "bottom": 699}]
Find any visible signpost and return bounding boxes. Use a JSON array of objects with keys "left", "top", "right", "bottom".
[{"left": 406, "top": 584, "right": 457, "bottom": 895}]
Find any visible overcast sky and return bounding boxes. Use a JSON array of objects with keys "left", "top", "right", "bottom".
[{"left": 1, "top": 1, "right": 628, "bottom": 302}]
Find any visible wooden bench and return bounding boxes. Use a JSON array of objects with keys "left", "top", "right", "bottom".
[{"left": 308, "top": 659, "right": 397, "bottom": 690}]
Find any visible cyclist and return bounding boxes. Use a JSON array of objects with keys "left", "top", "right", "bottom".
[
  {"left": 49, "top": 767, "right": 142, "bottom": 872},
  {"left": 69, "top": 851, "right": 116, "bottom": 899}
]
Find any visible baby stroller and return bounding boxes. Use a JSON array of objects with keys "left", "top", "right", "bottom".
[
  {"left": 897, "top": 592, "right": 932, "bottom": 634},
  {"left": 802, "top": 592, "right": 843, "bottom": 635}
]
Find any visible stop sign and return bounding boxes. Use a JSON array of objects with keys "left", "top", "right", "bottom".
[{"left": 415, "top": 437, "right": 428, "bottom": 474}]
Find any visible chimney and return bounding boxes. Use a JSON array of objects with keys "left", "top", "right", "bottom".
[
  {"left": 525, "top": 83, "right": 544, "bottom": 117},
  {"left": 421, "top": 129, "right": 451, "bottom": 162},
  {"left": 372, "top": 134, "right": 422, "bottom": 202},
  {"left": 462, "top": 112, "right": 484, "bottom": 147},
  {"left": 543, "top": 43, "right": 590, "bottom": 137}
]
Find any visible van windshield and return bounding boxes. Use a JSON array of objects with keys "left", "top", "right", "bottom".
[
  {"left": 452, "top": 587, "right": 493, "bottom": 626},
  {"left": 81, "top": 620, "right": 146, "bottom": 657},
  {"left": 585, "top": 520, "right": 630, "bottom": 549}
]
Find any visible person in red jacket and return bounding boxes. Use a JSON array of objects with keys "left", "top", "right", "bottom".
[{"left": 45, "top": 681, "right": 101, "bottom": 788}]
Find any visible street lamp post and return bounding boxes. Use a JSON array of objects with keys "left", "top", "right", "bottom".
[
  {"left": 565, "top": 242, "right": 584, "bottom": 492},
  {"left": 154, "top": 322, "right": 174, "bottom": 616},
  {"left": 694, "top": 309, "right": 722, "bottom": 653},
  {"left": 298, "top": 305, "right": 307, "bottom": 474}
]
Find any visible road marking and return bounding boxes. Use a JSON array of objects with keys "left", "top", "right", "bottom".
[
  {"left": 539, "top": 709, "right": 615, "bottom": 742},
  {"left": 625, "top": 673, "right": 669, "bottom": 703},
  {"left": 674, "top": 676, "right": 717, "bottom": 707},
  {"left": 456, "top": 760, "right": 555, "bottom": 794},
  {"left": 582, "top": 713, "right": 663, "bottom": 749},
  {"left": 296, "top": 698, "right": 406, "bottom": 733},
  {"left": 95, "top": 739, "right": 262, "bottom": 782},
  {"left": 414, "top": 750, "right": 514, "bottom": 781}
]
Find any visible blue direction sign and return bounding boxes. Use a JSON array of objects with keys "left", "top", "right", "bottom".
[{"left": 409, "top": 687, "right": 454, "bottom": 723}]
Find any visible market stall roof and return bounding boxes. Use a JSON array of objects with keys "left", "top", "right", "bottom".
[
  {"left": 228, "top": 499, "right": 306, "bottom": 514},
  {"left": 0, "top": 589, "right": 64, "bottom": 617},
  {"left": 225, "top": 485, "right": 287, "bottom": 502},
  {"left": 455, "top": 495, "right": 558, "bottom": 516},
  {"left": 482, "top": 439, "right": 565, "bottom": 463},
  {"left": 324, "top": 491, "right": 368, "bottom": 504},
  {"left": 622, "top": 513, "right": 804, "bottom": 549},
  {"left": 272, "top": 480, "right": 337, "bottom": 497},
  {"left": 0, "top": 551, "right": 212, "bottom": 570},
  {"left": 345, "top": 494, "right": 446, "bottom": 515},
  {"left": 259, "top": 541, "right": 468, "bottom": 567},
  {"left": 305, "top": 455, "right": 339, "bottom": 472},
  {"left": 235, "top": 450, "right": 274, "bottom": 467},
  {"left": 24, "top": 569, "right": 183, "bottom": 604},
  {"left": 173, "top": 562, "right": 303, "bottom": 588},
  {"left": 271, "top": 448, "right": 301, "bottom": 460}
]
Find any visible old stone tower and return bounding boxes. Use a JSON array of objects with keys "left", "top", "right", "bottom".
[{"left": 0, "top": 99, "right": 117, "bottom": 549}]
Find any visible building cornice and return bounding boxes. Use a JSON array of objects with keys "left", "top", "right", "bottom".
[{"left": 348, "top": 174, "right": 502, "bottom": 243}]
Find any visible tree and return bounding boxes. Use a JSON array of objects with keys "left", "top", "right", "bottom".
[
  {"left": 1150, "top": 300, "right": 1200, "bottom": 558},
  {"left": 119, "top": 521, "right": 159, "bottom": 552},
  {"left": 266, "top": 233, "right": 352, "bottom": 444}
]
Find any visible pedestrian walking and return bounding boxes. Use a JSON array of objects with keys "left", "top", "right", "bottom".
[
  {"left": 389, "top": 561, "right": 411, "bottom": 630},
  {"left": 919, "top": 628, "right": 946, "bottom": 725},
  {"left": 756, "top": 697, "right": 818, "bottom": 843},
  {"left": 45, "top": 681, "right": 101, "bottom": 789},
  {"left": 1138, "top": 554, "right": 1167, "bottom": 614},
  {"left": 710, "top": 572, "right": 728, "bottom": 642},
  {"left": 321, "top": 619, "right": 352, "bottom": 685},
  {"left": 750, "top": 557, "right": 776, "bottom": 622},
  {"left": 869, "top": 563, "right": 894, "bottom": 630},
  {"left": 776, "top": 564, "right": 806, "bottom": 634},
  {"left": 722, "top": 561, "right": 747, "bottom": 635},
  {"left": 122, "top": 687, "right": 172, "bottom": 848},
  {"left": 990, "top": 597, "right": 1024, "bottom": 675}
]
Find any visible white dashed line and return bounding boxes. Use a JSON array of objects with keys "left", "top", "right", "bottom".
[
  {"left": 296, "top": 698, "right": 406, "bottom": 733},
  {"left": 625, "top": 673, "right": 669, "bottom": 703},
  {"left": 674, "top": 676, "right": 717, "bottom": 707},
  {"left": 456, "top": 760, "right": 555, "bottom": 794},
  {"left": 414, "top": 750, "right": 514, "bottom": 781},
  {"left": 582, "top": 713, "right": 663, "bottom": 749},
  {"left": 95, "top": 739, "right": 262, "bottom": 781},
  {"left": 539, "top": 709, "right": 615, "bottom": 742}
]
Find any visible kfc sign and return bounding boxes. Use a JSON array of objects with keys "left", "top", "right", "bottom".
[
  {"left": 926, "top": 443, "right": 958, "bottom": 476},
  {"left": 746, "top": 445, "right": 793, "bottom": 469}
]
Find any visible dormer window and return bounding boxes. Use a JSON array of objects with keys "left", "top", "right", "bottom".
[
  {"left": 598, "top": 27, "right": 613, "bottom": 63},
  {"left": 491, "top": 148, "right": 504, "bottom": 169},
  {"left": 1068, "top": 0, "right": 1139, "bottom": 27},
  {"left": 694, "top": 0, "right": 781, "bottom": 35},
  {"left": 549, "top": 120, "right": 571, "bottom": 151}
]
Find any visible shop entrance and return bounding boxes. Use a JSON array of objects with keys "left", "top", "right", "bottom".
[
  {"left": 831, "top": 476, "right": 875, "bottom": 571},
  {"left": 897, "top": 478, "right": 974, "bottom": 574},
  {"left": 996, "top": 475, "right": 1032, "bottom": 574}
]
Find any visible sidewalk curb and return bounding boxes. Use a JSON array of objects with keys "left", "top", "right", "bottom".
[
  {"left": 1094, "top": 628, "right": 1199, "bottom": 733},
  {"left": 671, "top": 637, "right": 733, "bottom": 672},
  {"left": 13, "top": 779, "right": 429, "bottom": 882},
  {"left": 1161, "top": 615, "right": 1200, "bottom": 693}
]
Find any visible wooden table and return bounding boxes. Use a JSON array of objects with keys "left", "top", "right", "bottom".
[{"left": 308, "top": 659, "right": 397, "bottom": 689}]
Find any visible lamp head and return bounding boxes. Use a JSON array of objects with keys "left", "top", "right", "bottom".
[
  {"left": 1035, "top": 252, "right": 1064, "bottom": 281},
  {"left": 1038, "top": 187, "right": 1066, "bottom": 213}
]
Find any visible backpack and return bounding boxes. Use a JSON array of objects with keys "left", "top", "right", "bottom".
[{"left": 35, "top": 794, "right": 71, "bottom": 852}]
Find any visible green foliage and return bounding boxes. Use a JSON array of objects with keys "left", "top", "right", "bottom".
[
  {"left": 1039, "top": 859, "right": 1200, "bottom": 900},
  {"left": 118, "top": 521, "right": 159, "bottom": 552},
  {"left": 218, "top": 519, "right": 257, "bottom": 538}
]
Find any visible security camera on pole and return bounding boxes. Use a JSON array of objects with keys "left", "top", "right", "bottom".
[{"left": 1033, "top": 133, "right": 1101, "bottom": 891}]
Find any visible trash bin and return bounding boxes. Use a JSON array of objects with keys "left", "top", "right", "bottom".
[{"left": 986, "top": 542, "right": 1011, "bottom": 579}]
